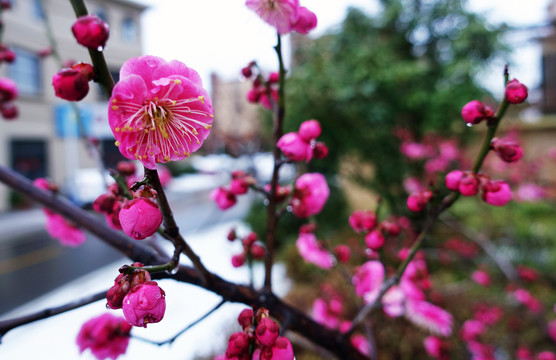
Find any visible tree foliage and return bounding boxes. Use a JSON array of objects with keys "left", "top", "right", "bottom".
[{"left": 286, "top": 0, "right": 507, "bottom": 212}]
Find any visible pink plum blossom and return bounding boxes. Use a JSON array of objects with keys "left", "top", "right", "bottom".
[
  {"left": 512, "top": 288, "right": 543, "bottom": 314},
  {"left": 382, "top": 285, "right": 405, "bottom": 317},
  {"left": 122, "top": 281, "right": 166, "bottom": 327},
  {"left": 481, "top": 180, "right": 512, "bottom": 206},
  {"left": 505, "top": 79, "right": 528, "bottom": 104},
  {"left": 76, "top": 313, "right": 131, "bottom": 360},
  {"left": 312, "top": 297, "right": 342, "bottom": 329},
  {"left": 538, "top": 352, "right": 556, "bottom": 360},
  {"left": 252, "top": 336, "right": 294, "bottom": 360},
  {"left": 407, "top": 189, "right": 433, "bottom": 212},
  {"left": 225, "top": 332, "right": 249, "bottom": 358},
  {"left": 245, "top": 0, "right": 300, "bottom": 34},
  {"left": 291, "top": 6, "right": 317, "bottom": 34},
  {"left": 45, "top": 212, "right": 86, "bottom": 247},
  {"left": 516, "top": 183, "right": 545, "bottom": 202},
  {"left": 108, "top": 55, "right": 213, "bottom": 169},
  {"left": 405, "top": 299, "right": 453, "bottom": 337},
  {"left": 119, "top": 198, "right": 162, "bottom": 240},
  {"left": 423, "top": 336, "right": 448, "bottom": 359},
  {"left": 0, "top": 77, "right": 18, "bottom": 102},
  {"left": 459, "top": 172, "right": 479, "bottom": 196},
  {"left": 296, "top": 232, "right": 334, "bottom": 269},
  {"left": 352, "top": 260, "right": 384, "bottom": 304},
  {"left": 290, "top": 173, "right": 329, "bottom": 218},
  {"left": 333, "top": 244, "right": 351, "bottom": 263},
  {"left": 211, "top": 187, "right": 237, "bottom": 210}
]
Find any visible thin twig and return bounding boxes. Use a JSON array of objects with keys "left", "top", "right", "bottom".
[
  {"left": 132, "top": 299, "right": 227, "bottom": 346},
  {"left": 0, "top": 290, "right": 106, "bottom": 341},
  {"left": 263, "top": 32, "right": 287, "bottom": 293}
]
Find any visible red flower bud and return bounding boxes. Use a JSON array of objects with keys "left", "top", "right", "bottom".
[
  {"left": 255, "top": 318, "right": 279, "bottom": 347},
  {"left": 491, "top": 137, "right": 523, "bottom": 163},
  {"left": 52, "top": 68, "right": 90, "bottom": 101},
  {"left": 0, "top": 102, "right": 18, "bottom": 120},
  {"left": 505, "top": 79, "right": 528, "bottom": 104},
  {"left": 72, "top": 14, "right": 110, "bottom": 49},
  {"left": 119, "top": 198, "right": 162, "bottom": 240},
  {"left": 461, "top": 100, "right": 493, "bottom": 125}
]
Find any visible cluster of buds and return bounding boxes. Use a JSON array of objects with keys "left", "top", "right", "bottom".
[
  {"left": 349, "top": 209, "right": 401, "bottom": 251},
  {"left": 277, "top": 119, "right": 328, "bottom": 162},
  {"left": 461, "top": 78, "right": 527, "bottom": 126},
  {"left": 0, "top": 77, "right": 18, "bottom": 120},
  {"left": 216, "top": 307, "right": 294, "bottom": 360},
  {"left": 106, "top": 263, "right": 166, "bottom": 328},
  {"left": 52, "top": 62, "right": 95, "bottom": 101},
  {"left": 211, "top": 171, "right": 255, "bottom": 211},
  {"left": 243, "top": 63, "right": 279, "bottom": 110},
  {"left": 227, "top": 230, "right": 266, "bottom": 268},
  {"left": 445, "top": 170, "right": 512, "bottom": 206},
  {"left": 94, "top": 161, "right": 163, "bottom": 239},
  {"left": 72, "top": 14, "right": 110, "bottom": 50}
]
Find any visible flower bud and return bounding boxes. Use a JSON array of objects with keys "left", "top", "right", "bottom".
[
  {"left": 334, "top": 244, "right": 351, "bottom": 263},
  {"left": 230, "top": 178, "right": 249, "bottom": 195},
  {"left": 255, "top": 318, "right": 279, "bottom": 347},
  {"left": 481, "top": 180, "right": 512, "bottom": 206},
  {"left": 71, "top": 62, "right": 95, "bottom": 81},
  {"left": 247, "top": 89, "right": 261, "bottom": 103},
  {"left": 122, "top": 281, "right": 165, "bottom": 327},
  {"left": 277, "top": 132, "right": 310, "bottom": 162},
  {"left": 0, "top": 77, "right": 18, "bottom": 102},
  {"left": 268, "top": 72, "right": 279, "bottom": 84},
  {"left": 0, "top": 102, "right": 18, "bottom": 120},
  {"left": 407, "top": 190, "right": 432, "bottom": 212},
  {"left": 250, "top": 243, "right": 266, "bottom": 259},
  {"left": 93, "top": 193, "right": 116, "bottom": 214},
  {"left": 461, "top": 100, "right": 493, "bottom": 125},
  {"left": 471, "top": 270, "right": 491, "bottom": 286},
  {"left": 445, "top": 170, "right": 463, "bottom": 191},
  {"left": 365, "top": 230, "right": 385, "bottom": 250},
  {"left": 72, "top": 14, "right": 110, "bottom": 49},
  {"left": 505, "top": 79, "right": 528, "bottom": 104},
  {"left": 119, "top": 198, "right": 162, "bottom": 240},
  {"left": 227, "top": 228, "right": 237, "bottom": 241},
  {"left": 226, "top": 332, "right": 250, "bottom": 358},
  {"left": 210, "top": 187, "right": 237, "bottom": 210},
  {"left": 231, "top": 253, "right": 245, "bottom": 268},
  {"left": 243, "top": 231, "right": 258, "bottom": 246},
  {"left": 458, "top": 172, "right": 479, "bottom": 196},
  {"left": 299, "top": 119, "right": 321, "bottom": 142},
  {"left": 241, "top": 65, "right": 253, "bottom": 78},
  {"left": 491, "top": 137, "right": 523, "bottom": 163},
  {"left": 238, "top": 308, "right": 253, "bottom": 329},
  {"left": 52, "top": 68, "right": 90, "bottom": 101},
  {"left": 0, "top": 48, "right": 16, "bottom": 63},
  {"left": 381, "top": 220, "right": 400, "bottom": 237},
  {"left": 313, "top": 142, "right": 329, "bottom": 159},
  {"left": 117, "top": 161, "right": 136, "bottom": 176}
]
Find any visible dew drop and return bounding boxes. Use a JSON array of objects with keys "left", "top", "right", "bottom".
[
  {"left": 97, "top": 45, "right": 104, "bottom": 52},
  {"left": 170, "top": 266, "right": 179, "bottom": 275},
  {"left": 466, "top": 123, "right": 473, "bottom": 128}
]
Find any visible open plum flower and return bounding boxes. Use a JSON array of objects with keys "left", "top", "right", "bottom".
[
  {"left": 76, "top": 313, "right": 131, "bottom": 360},
  {"left": 108, "top": 55, "right": 214, "bottom": 169}
]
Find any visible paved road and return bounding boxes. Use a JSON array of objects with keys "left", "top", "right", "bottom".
[{"left": 0, "top": 189, "right": 252, "bottom": 315}]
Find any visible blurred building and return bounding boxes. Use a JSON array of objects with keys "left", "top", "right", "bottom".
[
  {"left": 0, "top": 0, "right": 146, "bottom": 211},
  {"left": 208, "top": 72, "right": 263, "bottom": 156}
]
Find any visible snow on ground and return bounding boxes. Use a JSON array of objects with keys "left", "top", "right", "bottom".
[{"left": 0, "top": 221, "right": 290, "bottom": 360}]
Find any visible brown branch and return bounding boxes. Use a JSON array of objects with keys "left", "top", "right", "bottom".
[
  {"left": 0, "top": 164, "right": 367, "bottom": 360},
  {"left": 144, "top": 168, "right": 213, "bottom": 285}
]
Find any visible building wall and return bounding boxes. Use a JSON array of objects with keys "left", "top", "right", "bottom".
[{"left": 0, "top": 0, "right": 145, "bottom": 211}]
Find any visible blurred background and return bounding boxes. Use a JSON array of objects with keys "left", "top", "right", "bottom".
[{"left": 2, "top": 0, "right": 556, "bottom": 359}]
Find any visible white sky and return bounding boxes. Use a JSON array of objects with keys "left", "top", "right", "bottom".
[{"left": 138, "top": 0, "right": 553, "bottom": 94}]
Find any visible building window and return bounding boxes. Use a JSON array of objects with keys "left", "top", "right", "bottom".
[
  {"left": 10, "top": 139, "right": 48, "bottom": 180},
  {"left": 95, "top": 8, "right": 108, "bottom": 24},
  {"left": 8, "top": 47, "right": 42, "bottom": 97},
  {"left": 122, "top": 17, "right": 137, "bottom": 43},
  {"left": 32, "top": 0, "right": 45, "bottom": 19}
]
